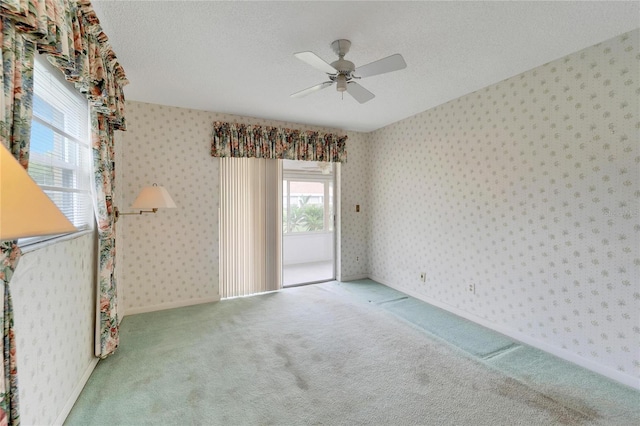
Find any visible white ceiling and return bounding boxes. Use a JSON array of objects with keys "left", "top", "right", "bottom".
[{"left": 92, "top": 1, "right": 639, "bottom": 133}]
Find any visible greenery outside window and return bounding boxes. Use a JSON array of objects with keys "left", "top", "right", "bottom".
[{"left": 283, "top": 178, "right": 334, "bottom": 233}]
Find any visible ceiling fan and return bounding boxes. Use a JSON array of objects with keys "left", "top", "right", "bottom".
[{"left": 290, "top": 39, "right": 407, "bottom": 104}]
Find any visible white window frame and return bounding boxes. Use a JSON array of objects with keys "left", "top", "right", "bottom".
[
  {"left": 19, "top": 54, "right": 93, "bottom": 248},
  {"left": 282, "top": 172, "right": 334, "bottom": 235}
]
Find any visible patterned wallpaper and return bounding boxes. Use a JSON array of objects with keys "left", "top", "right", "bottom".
[
  {"left": 118, "top": 101, "right": 368, "bottom": 313},
  {"left": 339, "top": 131, "right": 369, "bottom": 280},
  {"left": 116, "top": 102, "right": 219, "bottom": 313},
  {"left": 11, "top": 234, "right": 96, "bottom": 425},
  {"left": 367, "top": 30, "right": 639, "bottom": 382}
]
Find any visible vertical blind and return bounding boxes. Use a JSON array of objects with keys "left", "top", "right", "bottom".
[{"left": 219, "top": 158, "right": 282, "bottom": 298}]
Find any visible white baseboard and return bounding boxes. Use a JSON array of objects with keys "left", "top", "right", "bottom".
[
  {"left": 338, "top": 273, "right": 369, "bottom": 282},
  {"left": 370, "top": 275, "right": 640, "bottom": 391},
  {"left": 123, "top": 296, "right": 220, "bottom": 316},
  {"left": 54, "top": 357, "right": 99, "bottom": 426}
]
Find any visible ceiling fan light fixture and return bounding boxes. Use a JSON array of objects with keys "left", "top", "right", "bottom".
[{"left": 336, "top": 74, "right": 347, "bottom": 92}]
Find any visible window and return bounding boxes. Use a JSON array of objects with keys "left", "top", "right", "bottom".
[
  {"left": 21, "top": 55, "right": 92, "bottom": 245},
  {"left": 282, "top": 178, "right": 334, "bottom": 234}
]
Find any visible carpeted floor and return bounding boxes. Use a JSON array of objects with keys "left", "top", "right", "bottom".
[{"left": 65, "top": 280, "right": 639, "bottom": 425}]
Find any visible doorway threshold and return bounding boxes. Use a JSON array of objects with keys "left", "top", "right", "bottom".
[{"left": 283, "top": 260, "right": 334, "bottom": 287}]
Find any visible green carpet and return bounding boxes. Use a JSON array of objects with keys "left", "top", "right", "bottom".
[
  {"left": 334, "top": 279, "right": 408, "bottom": 304},
  {"left": 486, "top": 345, "right": 640, "bottom": 420},
  {"left": 335, "top": 280, "right": 640, "bottom": 423},
  {"left": 65, "top": 281, "right": 639, "bottom": 425},
  {"left": 381, "top": 298, "right": 516, "bottom": 358},
  {"left": 334, "top": 280, "right": 516, "bottom": 358}
]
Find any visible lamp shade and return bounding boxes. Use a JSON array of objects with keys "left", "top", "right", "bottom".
[
  {"left": 131, "top": 184, "right": 177, "bottom": 209},
  {"left": 0, "top": 143, "right": 76, "bottom": 240}
]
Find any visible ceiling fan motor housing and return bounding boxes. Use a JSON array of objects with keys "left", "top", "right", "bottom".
[
  {"left": 330, "top": 58, "right": 355, "bottom": 74},
  {"left": 330, "top": 39, "right": 355, "bottom": 86}
]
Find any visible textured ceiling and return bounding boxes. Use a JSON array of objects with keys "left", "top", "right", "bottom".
[{"left": 92, "top": 1, "right": 639, "bottom": 132}]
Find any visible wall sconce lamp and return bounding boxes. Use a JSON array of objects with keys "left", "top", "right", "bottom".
[
  {"left": 114, "top": 184, "right": 176, "bottom": 222},
  {"left": 0, "top": 143, "right": 77, "bottom": 240}
]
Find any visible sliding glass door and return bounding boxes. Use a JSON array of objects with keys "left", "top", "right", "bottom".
[
  {"left": 219, "top": 158, "right": 336, "bottom": 295},
  {"left": 282, "top": 160, "right": 335, "bottom": 286}
]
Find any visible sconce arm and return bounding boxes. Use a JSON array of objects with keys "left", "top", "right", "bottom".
[{"left": 114, "top": 207, "right": 158, "bottom": 222}]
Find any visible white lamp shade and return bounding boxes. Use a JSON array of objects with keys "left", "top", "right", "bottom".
[
  {"left": 0, "top": 143, "right": 77, "bottom": 240},
  {"left": 131, "top": 185, "right": 177, "bottom": 209}
]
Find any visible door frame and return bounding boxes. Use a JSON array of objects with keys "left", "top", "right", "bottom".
[{"left": 281, "top": 161, "right": 338, "bottom": 286}]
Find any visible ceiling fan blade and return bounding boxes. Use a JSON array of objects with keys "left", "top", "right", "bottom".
[
  {"left": 290, "top": 81, "right": 334, "bottom": 98},
  {"left": 346, "top": 82, "right": 375, "bottom": 104},
  {"left": 294, "top": 51, "right": 338, "bottom": 74},
  {"left": 355, "top": 54, "right": 407, "bottom": 78}
]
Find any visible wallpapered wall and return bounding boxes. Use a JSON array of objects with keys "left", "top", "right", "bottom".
[
  {"left": 116, "top": 102, "right": 219, "bottom": 314},
  {"left": 117, "top": 101, "right": 368, "bottom": 313},
  {"left": 11, "top": 234, "right": 96, "bottom": 425},
  {"left": 367, "top": 30, "right": 639, "bottom": 384},
  {"left": 339, "top": 131, "right": 369, "bottom": 281}
]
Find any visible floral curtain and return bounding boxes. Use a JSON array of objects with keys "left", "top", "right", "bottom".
[
  {"left": 91, "top": 111, "right": 118, "bottom": 357},
  {"left": 212, "top": 122, "right": 347, "bottom": 163},
  {"left": 0, "top": 245, "right": 21, "bottom": 426},
  {"left": 0, "top": 1, "right": 126, "bottom": 423},
  {"left": 0, "top": 14, "right": 37, "bottom": 426}
]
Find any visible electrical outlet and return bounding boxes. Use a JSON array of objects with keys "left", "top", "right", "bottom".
[
  {"left": 356, "top": 256, "right": 359, "bottom": 262},
  {"left": 420, "top": 272, "right": 426, "bottom": 282},
  {"left": 468, "top": 283, "right": 476, "bottom": 294}
]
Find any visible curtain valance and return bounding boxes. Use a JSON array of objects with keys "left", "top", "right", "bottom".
[
  {"left": 212, "top": 121, "right": 347, "bottom": 163},
  {"left": 0, "top": 0, "right": 128, "bottom": 130}
]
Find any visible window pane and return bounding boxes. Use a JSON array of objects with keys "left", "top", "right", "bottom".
[
  {"left": 30, "top": 115, "right": 55, "bottom": 154},
  {"left": 20, "top": 54, "right": 92, "bottom": 244},
  {"left": 286, "top": 181, "right": 325, "bottom": 233}
]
